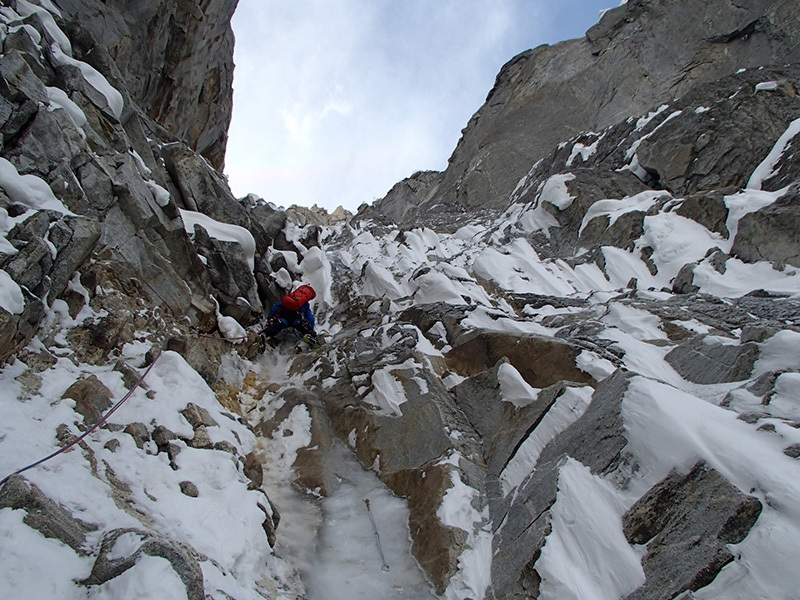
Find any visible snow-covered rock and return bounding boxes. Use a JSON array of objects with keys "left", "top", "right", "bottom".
[{"left": 2, "top": 1, "right": 800, "bottom": 599}]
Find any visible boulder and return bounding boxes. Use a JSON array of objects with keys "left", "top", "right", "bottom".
[
  {"left": 80, "top": 527, "right": 204, "bottom": 600},
  {"left": 0, "top": 475, "right": 97, "bottom": 554},
  {"left": 446, "top": 330, "right": 594, "bottom": 389},
  {"left": 623, "top": 461, "right": 762, "bottom": 600},
  {"left": 61, "top": 374, "right": 114, "bottom": 425},
  {"left": 731, "top": 187, "right": 800, "bottom": 268},
  {"left": 665, "top": 337, "right": 759, "bottom": 384}
]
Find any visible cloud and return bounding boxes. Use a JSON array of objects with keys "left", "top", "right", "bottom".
[{"left": 225, "top": 0, "right": 613, "bottom": 212}]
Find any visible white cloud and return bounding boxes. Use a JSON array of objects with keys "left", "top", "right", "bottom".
[{"left": 225, "top": 0, "right": 613, "bottom": 211}]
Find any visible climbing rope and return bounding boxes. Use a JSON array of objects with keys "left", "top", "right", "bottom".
[
  {"left": 0, "top": 338, "right": 171, "bottom": 487},
  {"left": 364, "top": 498, "right": 390, "bottom": 572},
  {"left": 0, "top": 307, "right": 316, "bottom": 488}
]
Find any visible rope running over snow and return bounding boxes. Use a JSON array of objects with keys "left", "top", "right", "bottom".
[{"left": 0, "top": 338, "right": 171, "bottom": 487}]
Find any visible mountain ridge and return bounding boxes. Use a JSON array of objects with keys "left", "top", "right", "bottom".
[{"left": 0, "top": 1, "right": 799, "bottom": 599}]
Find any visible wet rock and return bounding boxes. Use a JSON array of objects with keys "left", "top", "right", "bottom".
[{"left": 623, "top": 461, "right": 762, "bottom": 600}]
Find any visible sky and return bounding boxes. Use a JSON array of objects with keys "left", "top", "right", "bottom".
[{"left": 225, "top": 1, "right": 620, "bottom": 213}]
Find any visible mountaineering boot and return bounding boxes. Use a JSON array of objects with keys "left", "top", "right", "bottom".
[{"left": 302, "top": 334, "right": 320, "bottom": 349}]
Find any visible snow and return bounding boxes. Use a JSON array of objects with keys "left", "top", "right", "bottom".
[
  {"left": 566, "top": 137, "right": 600, "bottom": 167},
  {"left": 145, "top": 180, "right": 171, "bottom": 207},
  {"left": 46, "top": 86, "right": 87, "bottom": 130},
  {"left": 0, "top": 157, "right": 71, "bottom": 213},
  {"left": 180, "top": 208, "right": 256, "bottom": 272},
  {"left": 579, "top": 190, "right": 664, "bottom": 236},
  {"left": 212, "top": 297, "right": 247, "bottom": 342},
  {"left": 754, "top": 81, "right": 779, "bottom": 92},
  {"left": 2, "top": 44, "right": 800, "bottom": 597},
  {"left": 576, "top": 350, "right": 617, "bottom": 382},
  {"left": 500, "top": 386, "right": 594, "bottom": 495},
  {"left": 0, "top": 269, "right": 25, "bottom": 315},
  {"left": 0, "top": 346, "right": 277, "bottom": 600},
  {"left": 497, "top": 362, "right": 541, "bottom": 407},
  {"left": 621, "top": 375, "right": 800, "bottom": 599},
  {"left": 746, "top": 118, "right": 800, "bottom": 190},
  {"left": 602, "top": 302, "right": 667, "bottom": 340},
  {"left": 536, "top": 459, "right": 645, "bottom": 600},
  {"left": 539, "top": 173, "right": 577, "bottom": 211},
  {"left": 86, "top": 555, "right": 189, "bottom": 599},
  {"left": 300, "top": 246, "right": 333, "bottom": 310},
  {"left": 48, "top": 43, "right": 124, "bottom": 120},
  {"left": 15, "top": 0, "right": 70, "bottom": 54},
  {"left": 363, "top": 360, "right": 413, "bottom": 416}
]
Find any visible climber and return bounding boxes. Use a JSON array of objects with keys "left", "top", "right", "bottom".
[{"left": 259, "top": 284, "right": 319, "bottom": 348}]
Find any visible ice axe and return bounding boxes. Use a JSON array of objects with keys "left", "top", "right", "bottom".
[{"left": 363, "top": 498, "right": 390, "bottom": 572}]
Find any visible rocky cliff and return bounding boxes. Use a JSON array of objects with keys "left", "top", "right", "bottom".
[
  {"left": 1, "top": 1, "right": 800, "bottom": 600},
  {"left": 366, "top": 0, "right": 800, "bottom": 226}
]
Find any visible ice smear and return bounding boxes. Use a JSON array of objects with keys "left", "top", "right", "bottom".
[
  {"left": 286, "top": 442, "right": 436, "bottom": 600},
  {"left": 537, "top": 458, "right": 645, "bottom": 600},
  {"left": 438, "top": 466, "right": 492, "bottom": 600}
]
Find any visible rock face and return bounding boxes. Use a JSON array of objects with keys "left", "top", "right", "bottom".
[
  {"left": 2, "top": 0, "right": 800, "bottom": 599},
  {"left": 55, "top": 0, "right": 238, "bottom": 170},
  {"left": 367, "top": 0, "right": 800, "bottom": 223},
  {"left": 623, "top": 462, "right": 763, "bottom": 600}
]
